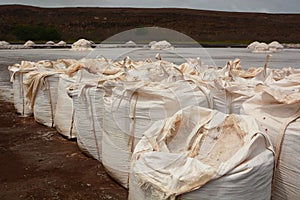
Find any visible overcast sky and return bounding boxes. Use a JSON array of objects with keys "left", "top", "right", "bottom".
[{"left": 0, "top": 0, "right": 300, "bottom": 13}]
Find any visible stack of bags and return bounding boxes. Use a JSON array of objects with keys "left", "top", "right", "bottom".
[{"left": 8, "top": 54, "right": 300, "bottom": 199}]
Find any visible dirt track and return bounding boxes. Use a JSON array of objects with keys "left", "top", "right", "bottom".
[{"left": 0, "top": 100, "right": 127, "bottom": 199}]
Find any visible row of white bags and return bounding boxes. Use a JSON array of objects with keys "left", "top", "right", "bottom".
[
  {"left": 128, "top": 69, "right": 300, "bottom": 199},
  {"left": 9, "top": 56, "right": 300, "bottom": 199},
  {"left": 8, "top": 57, "right": 128, "bottom": 138},
  {"left": 68, "top": 79, "right": 275, "bottom": 199},
  {"left": 69, "top": 60, "right": 300, "bottom": 199}
]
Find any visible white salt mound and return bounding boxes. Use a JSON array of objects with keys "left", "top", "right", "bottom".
[
  {"left": 148, "top": 41, "right": 157, "bottom": 47},
  {"left": 71, "top": 39, "right": 93, "bottom": 51},
  {"left": 124, "top": 40, "right": 136, "bottom": 46},
  {"left": 150, "top": 40, "right": 174, "bottom": 50},
  {"left": 0, "top": 41, "right": 10, "bottom": 46},
  {"left": 46, "top": 41, "right": 55, "bottom": 45},
  {"left": 24, "top": 40, "right": 35, "bottom": 47},
  {"left": 249, "top": 41, "right": 284, "bottom": 53},
  {"left": 247, "top": 41, "right": 260, "bottom": 50},
  {"left": 56, "top": 41, "right": 67, "bottom": 46},
  {"left": 253, "top": 42, "right": 270, "bottom": 53},
  {"left": 268, "top": 41, "right": 284, "bottom": 51}
]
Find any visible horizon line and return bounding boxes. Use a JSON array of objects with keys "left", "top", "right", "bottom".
[{"left": 1, "top": 3, "right": 300, "bottom": 14}]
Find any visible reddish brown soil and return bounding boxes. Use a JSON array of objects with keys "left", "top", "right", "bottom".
[
  {"left": 1, "top": 5, "right": 300, "bottom": 43},
  {"left": 0, "top": 100, "right": 127, "bottom": 200}
]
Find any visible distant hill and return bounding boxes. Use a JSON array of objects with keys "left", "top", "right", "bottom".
[{"left": 0, "top": 5, "right": 299, "bottom": 44}]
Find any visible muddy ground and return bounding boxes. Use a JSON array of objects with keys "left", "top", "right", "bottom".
[
  {"left": 0, "top": 50, "right": 127, "bottom": 199},
  {"left": 0, "top": 100, "right": 127, "bottom": 200}
]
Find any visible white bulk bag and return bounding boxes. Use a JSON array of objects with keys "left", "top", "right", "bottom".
[
  {"left": 54, "top": 65, "right": 106, "bottom": 140},
  {"left": 190, "top": 60, "right": 273, "bottom": 114},
  {"left": 24, "top": 71, "right": 61, "bottom": 127},
  {"left": 126, "top": 60, "right": 182, "bottom": 82},
  {"left": 264, "top": 72, "right": 300, "bottom": 91},
  {"left": 8, "top": 61, "right": 36, "bottom": 116},
  {"left": 68, "top": 69, "right": 124, "bottom": 161},
  {"left": 69, "top": 84, "right": 104, "bottom": 161},
  {"left": 204, "top": 79, "right": 258, "bottom": 114},
  {"left": 271, "top": 67, "right": 300, "bottom": 81},
  {"left": 188, "top": 73, "right": 258, "bottom": 114},
  {"left": 241, "top": 86, "right": 300, "bottom": 200},
  {"left": 102, "top": 80, "right": 213, "bottom": 188},
  {"left": 54, "top": 74, "right": 78, "bottom": 139},
  {"left": 129, "top": 106, "right": 274, "bottom": 200}
]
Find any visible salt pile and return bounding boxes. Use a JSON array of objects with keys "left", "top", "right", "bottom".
[
  {"left": 71, "top": 39, "right": 93, "bottom": 51},
  {"left": 45, "top": 41, "right": 55, "bottom": 45},
  {"left": 253, "top": 42, "right": 270, "bottom": 53},
  {"left": 0, "top": 41, "right": 10, "bottom": 49},
  {"left": 0, "top": 41, "right": 9, "bottom": 46},
  {"left": 248, "top": 41, "right": 284, "bottom": 53},
  {"left": 247, "top": 41, "right": 260, "bottom": 51},
  {"left": 124, "top": 40, "right": 136, "bottom": 47},
  {"left": 24, "top": 40, "right": 35, "bottom": 48},
  {"left": 268, "top": 41, "right": 284, "bottom": 51},
  {"left": 150, "top": 40, "right": 174, "bottom": 50},
  {"left": 148, "top": 41, "right": 157, "bottom": 47},
  {"left": 56, "top": 41, "right": 67, "bottom": 46},
  {"left": 0, "top": 41, "right": 10, "bottom": 47}
]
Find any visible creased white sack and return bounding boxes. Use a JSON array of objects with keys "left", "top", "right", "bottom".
[
  {"left": 241, "top": 85, "right": 300, "bottom": 200},
  {"left": 102, "top": 80, "right": 213, "bottom": 188},
  {"left": 129, "top": 106, "right": 274, "bottom": 200},
  {"left": 54, "top": 74, "right": 78, "bottom": 139},
  {"left": 126, "top": 60, "right": 182, "bottom": 82},
  {"left": 68, "top": 69, "right": 123, "bottom": 161},
  {"left": 8, "top": 61, "right": 36, "bottom": 116},
  {"left": 69, "top": 84, "right": 103, "bottom": 161},
  {"left": 55, "top": 66, "right": 106, "bottom": 140},
  {"left": 24, "top": 71, "right": 61, "bottom": 127},
  {"left": 202, "top": 79, "right": 258, "bottom": 114},
  {"left": 188, "top": 59, "right": 275, "bottom": 114}
]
